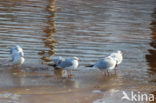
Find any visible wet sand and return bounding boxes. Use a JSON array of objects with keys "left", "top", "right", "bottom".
[{"left": 0, "top": 66, "right": 155, "bottom": 103}]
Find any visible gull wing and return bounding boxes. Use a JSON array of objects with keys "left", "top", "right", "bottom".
[
  {"left": 94, "top": 57, "right": 115, "bottom": 70},
  {"left": 57, "top": 59, "right": 73, "bottom": 68},
  {"left": 94, "top": 59, "right": 108, "bottom": 69}
]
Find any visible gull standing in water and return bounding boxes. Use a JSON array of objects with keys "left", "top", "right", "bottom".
[
  {"left": 109, "top": 50, "right": 123, "bottom": 74},
  {"left": 10, "top": 45, "right": 25, "bottom": 67},
  {"left": 56, "top": 57, "right": 79, "bottom": 77},
  {"left": 86, "top": 56, "right": 117, "bottom": 77},
  {"left": 10, "top": 45, "right": 24, "bottom": 59}
]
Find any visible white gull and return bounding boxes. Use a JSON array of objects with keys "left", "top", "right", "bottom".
[
  {"left": 86, "top": 56, "right": 117, "bottom": 76},
  {"left": 109, "top": 50, "right": 123, "bottom": 74},
  {"left": 10, "top": 45, "right": 25, "bottom": 66},
  {"left": 56, "top": 57, "right": 79, "bottom": 77}
]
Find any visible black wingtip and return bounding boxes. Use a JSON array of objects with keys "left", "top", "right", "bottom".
[
  {"left": 48, "top": 64, "right": 57, "bottom": 67},
  {"left": 86, "top": 65, "right": 94, "bottom": 67}
]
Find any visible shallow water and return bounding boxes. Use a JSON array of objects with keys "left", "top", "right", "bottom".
[{"left": 0, "top": 0, "right": 156, "bottom": 103}]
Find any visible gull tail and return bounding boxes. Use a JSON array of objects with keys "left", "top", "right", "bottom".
[
  {"left": 48, "top": 64, "right": 57, "bottom": 67},
  {"left": 86, "top": 64, "right": 94, "bottom": 67}
]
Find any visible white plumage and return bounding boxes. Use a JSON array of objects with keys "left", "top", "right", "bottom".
[
  {"left": 110, "top": 50, "right": 123, "bottom": 65},
  {"left": 86, "top": 50, "right": 123, "bottom": 76},
  {"left": 56, "top": 57, "right": 79, "bottom": 77},
  {"left": 10, "top": 45, "right": 25, "bottom": 66},
  {"left": 56, "top": 57, "right": 79, "bottom": 70},
  {"left": 92, "top": 56, "right": 117, "bottom": 76},
  {"left": 12, "top": 52, "right": 25, "bottom": 65},
  {"left": 94, "top": 56, "right": 116, "bottom": 71},
  {"left": 109, "top": 50, "right": 123, "bottom": 74},
  {"left": 10, "top": 45, "right": 24, "bottom": 55}
]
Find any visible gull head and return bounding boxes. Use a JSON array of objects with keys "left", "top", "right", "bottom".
[
  {"left": 72, "top": 57, "right": 79, "bottom": 61},
  {"left": 116, "top": 50, "right": 123, "bottom": 55},
  {"left": 113, "top": 50, "right": 123, "bottom": 64},
  {"left": 15, "top": 45, "right": 22, "bottom": 51}
]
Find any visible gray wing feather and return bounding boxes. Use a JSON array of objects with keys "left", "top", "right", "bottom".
[
  {"left": 95, "top": 59, "right": 108, "bottom": 69},
  {"left": 95, "top": 58, "right": 114, "bottom": 70},
  {"left": 57, "top": 59, "right": 73, "bottom": 68},
  {"left": 54, "top": 58, "right": 61, "bottom": 65}
]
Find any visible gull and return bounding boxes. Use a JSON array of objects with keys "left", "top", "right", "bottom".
[
  {"left": 10, "top": 45, "right": 25, "bottom": 67},
  {"left": 86, "top": 56, "right": 117, "bottom": 76},
  {"left": 109, "top": 50, "right": 123, "bottom": 74},
  {"left": 10, "top": 45, "right": 24, "bottom": 60},
  {"left": 56, "top": 57, "right": 79, "bottom": 77}
]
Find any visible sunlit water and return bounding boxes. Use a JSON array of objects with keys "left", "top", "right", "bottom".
[{"left": 0, "top": 0, "right": 156, "bottom": 103}]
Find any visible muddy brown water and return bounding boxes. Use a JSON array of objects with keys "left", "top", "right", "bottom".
[{"left": 0, "top": 0, "right": 156, "bottom": 103}]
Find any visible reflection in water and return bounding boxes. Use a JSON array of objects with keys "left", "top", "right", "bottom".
[
  {"left": 146, "top": 8, "right": 156, "bottom": 74},
  {"left": 39, "top": 0, "right": 58, "bottom": 63},
  {"left": 54, "top": 68, "right": 68, "bottom": 78},
  {"left": 62, "top": 78, "right": 80, "bottom": 89}
]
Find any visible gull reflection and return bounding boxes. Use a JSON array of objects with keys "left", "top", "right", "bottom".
[
  {"left": 54, "top": 68, "right": 68, "bottom": 78},
  {"left": 62, "top": 78, "right": 80, "bottom": 89}
]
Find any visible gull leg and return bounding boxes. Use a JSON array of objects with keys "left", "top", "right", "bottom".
[
  {"left": 104, "top": 71, "right": 106, "bottom": 77},
  {"left": 67, "top": 70, "right": 70, "bottom": 78},
  {"left": 70, "top": 70, "right": 72, "bottom": 77},
  {"left": 115, "top": 64, "right": 117, "bottom": 74},
  {"left": 68, "top": 70, "right": 72, "bottom": 78},
  {"left": 107, "top": 70, "right": 110, "bottom": 77}
]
